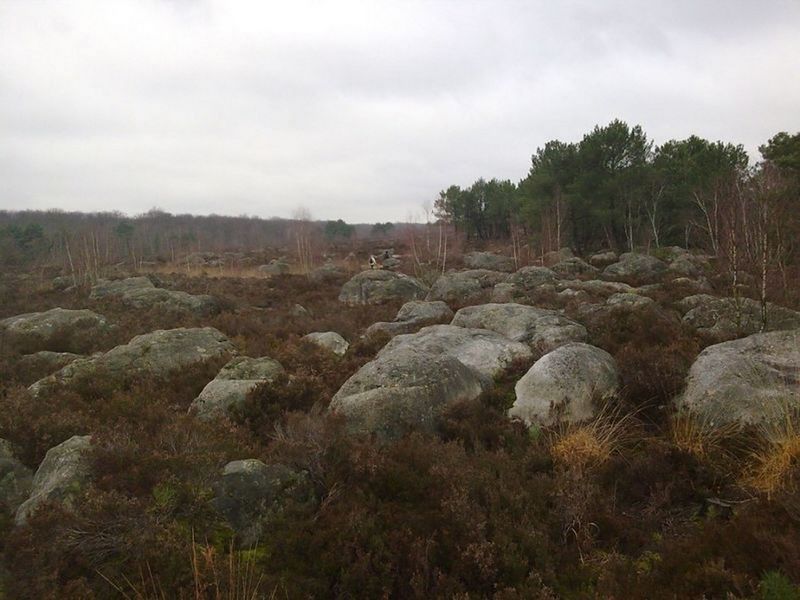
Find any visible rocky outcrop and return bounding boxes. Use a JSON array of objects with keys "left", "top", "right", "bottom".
[
  {"left": 308, "top": 262, "right": 346, "bottom": 283},
  {"left": 510, "top": 343, "right": 619, "bottom": 427},
  {"left": 0, "top": 439, "right": 33, "bottom": 515},
  {"left": 338, "top": 271, "right": 428, "bottom": 305},
  {"left": 680, "top": 295, "right": 800, "bottom": 341},
  {"left": 90, "top": 277, "right": 219, "bottom": 316},
  {"left": 364, "top": 301, "right": 454, "bottom": 338},
  {"left": 190, "top": 356, "right": 285, "bottom": 420},
  {"left": 589, "top": 251, "right": 618, "bottom": 267},
  {"left": 426, "top": 270, "right": 508, "bottom": 305},
  {"left": 16, "top": 351, "right": 85, "bottom": 386},
  {"left": 0, "top": 308, "right": 113, "bottom": 355},
  {"left": 542, "top": 248, "right": 574, "bottom": 266},
  {"left": 463, "top": 252, "right": 516, "bottom": 273},
  {"left": 302, "top": 332, "right": 349, "bottom": 356},
  {"left": 30, "top": 328, "right": 236, "bottom": 398},
  {"left": 213, "top": 460, "right": 315, "bottom": 547},
  {"left": 329, "top": 347, "right": 485, "bottom": 440},
  {"left": 602, "top": 253, "right": 668, "bottom": 284},
  {"left": 15, "top": 435, "right": 92, "bottom": 525},
  {"left": 507, "top": 266, "right": 557, "bottom": 290},
  {"left": 451, "top": 303, "right": 586, "bottom": 353},
  {"left": 258, "top": 259, "right": 290, "bottom": 275},
  {"left": 378, "top": 324, "right": 532, "bottom": 383},
  {"left": 551, "top": 257, "right": 599, "bottom": 278},
  {"left": 678, "top": 330, "right": 800, "bottom": 426}
]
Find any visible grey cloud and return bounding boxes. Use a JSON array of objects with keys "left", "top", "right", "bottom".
[{"left": 1, "top": 0, "right": 799, "bottom": 222}]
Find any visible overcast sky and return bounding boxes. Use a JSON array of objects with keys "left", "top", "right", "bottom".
[{"left": 1, "top": 1, "right": 799, "bottom": 223}]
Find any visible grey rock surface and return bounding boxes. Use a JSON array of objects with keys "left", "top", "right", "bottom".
[
  {"left": 426, "top": 270, "right": 508, "bottom": 305},
  {"left": 602, "top": 252, "right": 668, "bottom": 284},
  {"left": 0, "top": 308, "right": 113, "bottom": 354},
  {"left": 91, "top": 277, "right": 218, "bottom": 316},
  {"left": 0, "top": 439, "right": 33, "bottom": 515},
  {"left": 463, "top": 252, "right": 516, "bottom": 272},
  {"left": 190, "top": 356, "right": 285, "bottom": 420},
  {"left": 339, "top": 270, "right": 428, "bottom": 305},
  {"left": 213, "top": 459, "right": 315, "bottom": 547},
  {"left": 15, "top": 435, "right": 92, "bottom": 525},
  {"left": 365, "top": 300, "right": 454, "bottom": 338},
  {"left": 451, "top": 303, "right": 587, "bottom": 353},
  {"left": 303, "top": 331, "right": 350, "bottom": 356},
  {"left": 678, "top": 330, "right": 800, "bottom": 426},
  {"left": 30, "top": 327, "right": 236, "bottom": 398},
  {"left": 510, "top": 343, "right": 619, "bottom": 427}
]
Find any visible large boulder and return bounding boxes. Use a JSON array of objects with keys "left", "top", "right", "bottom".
[
  {"left": 542, "top": 248, "right": 574, "bottom": 267},
  {"left": 30, "top": 328, "right": 236, "bottom": 398},
  {"left": 510, "top": 343, "right": 619, "bottom": 427},
  {"left": 426, "top": 270, "right": 508, "bottom": 305},
  {"left": 258, "top": 259, "right": 290, "bottom": 276},
  {"left": 213, "top": 460, "right": 315, "bottom": 547},
  {"left": 16, "top": 351, "right": 85, "bottom": 386},
  {"left": 0, "top": 439, "right": 33, "bottom": 515},
  {"left": 190, "top": 356, "right": 285, "bottom": 420},
  {"left": 308, "top": 262, "right": 346, "bottom": 283},
  {"left": 0, "top": 308, "right": 113, "bottom": 355},
  {"left": 668, "top": 254, "right": 710, "bottom": 279},
  {"left": 678, "top": 330, "right": 800, "bottom": 426},
  {"left": 379, "top": 324, "right": 532, "bottom": 383},
  {"left": 602, "top": 252, "right": 668, "bottom": 284},
  {"left": 551, "top": 257, "right": 599, "bottom": 278},
  {"left": 589, "top": 250, "right": 618, "bottom": 267},
  {"left": 451, "top": 303, "right": 587, "bottom": 353},
  {"left": 15, "top": 435, "right": 92, "bottom": 526},
  {"left": 680, "top": 295, "right": 800, "bottom": 341},
  {"left": 338, "top": 270, "right": 428, "bottom": 305},
  {"left": 507, "top": 266, "right": 557, "bottom": 290},
  {"left": 302, "top": 331, "right": 349, "bottom": 356},
  {"left": 329, "top": 347, "right": 485, "bottom": 440},
  {"left": 90, "top": 277, "right": 219, "bottom": 316},
  {"left": 463, "top": 252, "right": 516, "bottom": 273},
  {"left": 364, "top": 300, "right": 454, "bottom": 338}
]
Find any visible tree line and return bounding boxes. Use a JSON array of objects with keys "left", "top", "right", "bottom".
[{"left": 434, "top": 121, "right": 798, "bottom": 257}]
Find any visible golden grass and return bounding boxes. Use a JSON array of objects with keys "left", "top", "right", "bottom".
[
  {"left": 669, "top": 411, "right": 738, "bottom": 461},
  {"left": 743, "top": 412, "right": 800, "bottom": 498},
  {"left": 550, "top": 403, "right": 635, "bottom": 472}
]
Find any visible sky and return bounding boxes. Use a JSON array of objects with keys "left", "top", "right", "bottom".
[{"left": 1, "top": 1, "right": 799, "bottom": 223}]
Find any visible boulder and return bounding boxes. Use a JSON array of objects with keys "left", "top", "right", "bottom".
[
  {"left": 678, "top": 330, "right": 800, "bottom": 426},
  {"left": 510, "top": 343, "right": 619, "bottom": 427},
  {"left": 16, "top": 351, "right": 85, "bottom": 385},
  {"left": 606, "top": 292, "right": 656, "bottom": 310},
  {"left": 15, "top": 435, "right": 92, "bottom": 525},
  {"left": 258, "top": 260, "right": 290, "bottom": 276},
  {"left": 90, "top": 277, "right": 218, "bottom": 316},
  {"left": 190, "top": 356, "right": 285, "bottom": 420},
  {"left": 507, "top": 266, "right": 557, "bottom": 290},
  {"left": 542, "top": 247, "right": 574, "bottom": 266},
  {"left": 463, "top": 252, "right": 516, "bottom": 273},
  {"left": 602, "top": 253, "right": 668, "bottom": 284},
  {"left": 339, "top": 270, "right": 428, "bottom": 306},
  {"left": 381, "top": 257, "right": 402, "bottom": 271},
  {"left": 378, "top": 324, "right": 532, "bottom": 383},
  {"left": 0, "top": 308, "right": 113, "bottom": 355},
  {"left": 555, "top": 279, "right": 635, "bottom": 298},
  {"left": 551, "top": 257, "right": 599, "bottom": 278},
  {"left": 329, "top": 347, "right": 485, "bottom": 440},
  {"left": 451, "top": 303, "right": 587, "bottom": 353},
  {"left": 365, "top": 300, "right": 454, "bottom": 338},
  {"left": 589, "top": 250, "right": 618, "bottom": 267},
  {"left": 668, "top": 254, "right": 708, "bottom": 278},
  {"left": 309, "top": 263, "right": 346, "bottom": 283},
  {"left": 426, "top": 270, "right": 508, "bottom": 305},
  {"left": 0, "top": 439, "right": 33, "bottom": 515},
  {"left": 303, "top": 331, "right": 349, "bottom": 356},
  {"left": 30, "top": 328, "right": 236, "bottom": 398},
  {"left": 290, "top": 304, "right": 311, "bottom": 318},
  {"left": 680, "top": 295, "right": 800, "bottom": 341},
  {"left": 213, "top": 460, "right": 315, "bottom": 547}
]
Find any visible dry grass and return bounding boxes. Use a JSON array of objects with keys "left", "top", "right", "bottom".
[
  {"left": 743, "top": 411, "right": 800, "bottom": 498},
  {"left": 550, "top": 403, "right": 636, "bottom": 473},
  {"left": 669, "top": 411, "right": 739, "bottom": 461}
]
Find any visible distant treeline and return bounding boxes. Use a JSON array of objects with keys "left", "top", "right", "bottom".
[
  {"left": 0, "top": 209, "right": 403, "bottom": 271},
  {"left": 435, "top": 121, "right": 799, "bottom": 255}
]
